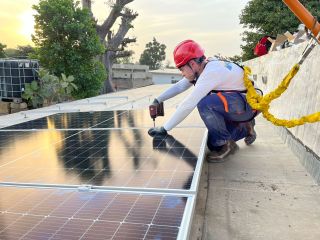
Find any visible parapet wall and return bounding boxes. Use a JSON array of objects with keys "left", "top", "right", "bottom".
[{"left": 245, "top": 42, "right": 320, "bottom": 182}]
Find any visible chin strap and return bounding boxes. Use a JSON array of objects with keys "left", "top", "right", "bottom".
[{"left": 186, "top": 61, "right": 203, "bottom": 85}]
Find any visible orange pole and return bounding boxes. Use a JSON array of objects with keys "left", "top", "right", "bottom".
[{"left": 283, "top": 0, "right": 320, "bottom": 40}]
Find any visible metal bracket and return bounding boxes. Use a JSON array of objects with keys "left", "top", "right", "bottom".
[
  {"left": 78, "top": 184, "right": 92, "bottom": 192},
  {"left": 298, "top": 33, "right": 319, "bottom": 65}
]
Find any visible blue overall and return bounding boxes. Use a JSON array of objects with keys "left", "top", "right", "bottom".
[{"left": 197, "top": 92, "right": 254, "bottom": 151}]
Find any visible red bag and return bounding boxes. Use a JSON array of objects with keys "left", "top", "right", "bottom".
[{"left": 254, "top": 36, "right": 273, "bottom": 56}]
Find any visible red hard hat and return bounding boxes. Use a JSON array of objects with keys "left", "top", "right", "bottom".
[{"left": 173, "top": 40, "right": 205, "bottom": 68}]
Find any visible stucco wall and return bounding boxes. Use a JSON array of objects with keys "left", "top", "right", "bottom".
[
  {"left": 245, "top": 42, "right": 320, "bottom": 157},
  {"left": 112, "top": 64, "right": 152, "bottom": 90},
  {"left": 152, "top": 73, "right": 181, "bottom": 84}
]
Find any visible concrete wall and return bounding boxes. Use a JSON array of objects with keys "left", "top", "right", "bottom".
[
  {"left": 151, "top": 73, "right": 181, "bottom": 84},
  {"left": 149, "top": 69, "right": 181, "bottom": 85},
  {"left": 245, "top": 42, "right": 320, "bottom": 157},
  {"left": 112, "top": 64, "right": 152, "bottom": 90}
]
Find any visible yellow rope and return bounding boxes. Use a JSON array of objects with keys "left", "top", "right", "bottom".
[{"left": 243, "top": 65, "right": 320, "bottom": 128}]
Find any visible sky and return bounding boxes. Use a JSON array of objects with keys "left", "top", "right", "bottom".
[{"left": 0, "top": 0, "right": 250, "bottom": 63}]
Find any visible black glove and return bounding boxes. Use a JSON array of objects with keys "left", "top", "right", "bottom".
[
  {"left": 152, "top": 137, "right": 167, "bottom": 149},
  {"left": 148, "top": 126, "right": 167, "bottom": 137}
]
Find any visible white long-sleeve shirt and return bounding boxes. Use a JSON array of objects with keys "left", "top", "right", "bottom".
[{"left": 157, "top": 60, "right": 246, "bottom": 131}]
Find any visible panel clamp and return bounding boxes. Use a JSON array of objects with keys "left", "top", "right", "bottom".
[{"left": 78, "top": 184, "right": 92, "bottom": 192}]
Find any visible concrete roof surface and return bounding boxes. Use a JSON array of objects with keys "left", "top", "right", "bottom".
[{"left": 149, "top": 68, "right": 181, "bottom": 75}]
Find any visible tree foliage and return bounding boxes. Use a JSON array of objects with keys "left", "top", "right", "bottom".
[
  {"left": 228, "top": 55, "right": 242, "bottom": 63},
  {"left": 4, "top": 45, "right": 36, "bottom": 59},
  {"left": 114, "top": 55, "right": 134, "bottom": 64},
  {"left": 139, "top": 38, "right": 166, "bottom": 70},
  {"left": 0, "top": 43, "right": 7, "bottom": 58},
  {"left": 32, "top": 0, "right": 106, "bottom": 99},
  {"left": 22, "top": 69, "right": 77, "bottom": 108},
  {"left": 4, "top": 49, "right": 17, "bottom": 58},
  {"left": 16, "top": 45, "right": 36, "bottom": 58},
  {"left": 239, "top": 0, "right": 320, "bottom": 60}
]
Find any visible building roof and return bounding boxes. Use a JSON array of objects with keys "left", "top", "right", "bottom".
[{"left": 149, "top": 68, "right": 180, "bottom": 75}]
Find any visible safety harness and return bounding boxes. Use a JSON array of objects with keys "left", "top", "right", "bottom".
[{"left": 191, "top": 59, "right": 261, "bottom": 123}]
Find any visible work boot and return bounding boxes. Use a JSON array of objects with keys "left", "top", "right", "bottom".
[
  {"left": 207, "top": 140, "right": 239, "bottom": 163},
  {"left": 244, "top": 119, "right": 256, "bottom": 145}
]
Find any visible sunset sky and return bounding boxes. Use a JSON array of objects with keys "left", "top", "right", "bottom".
[{"left": 0, "top": 0, "right": 250, "bottom": 62}]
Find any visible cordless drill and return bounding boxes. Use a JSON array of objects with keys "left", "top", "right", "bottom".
[{"left": 149, "top": 102, "right": 164, "bottom": 127}]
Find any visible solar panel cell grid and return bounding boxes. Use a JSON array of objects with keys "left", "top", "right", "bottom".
[
  {"left": 145, "top": 225, "right": 179, "bottom": 240},
  {"left": 2, "top": 111, "right": 119, "bottom": 130},
  {"left": 0, "top": 128, "right": 205, "bottom": 190},
  {"left": 0, "top": 215, "right": 43, "bottom": 239},
  {"left": 0, "top": 109, "right": 207, "bottom": 239},
  {"left": 0, "top": 187, "right": 187, "bottom": 240},
  {"left": 80, "top": 221, "right": 119, "bottom": 240},
  {"left": 1, "top": 109, "right": 204, "bottom": 130},
  {"left": 0, "top": 130, "right": 79, "bottom": 166},
  {"left": 22, "top": 217, "right": 72, "bottom": 240}
]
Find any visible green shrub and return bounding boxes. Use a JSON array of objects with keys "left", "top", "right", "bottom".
[{"left": 22, "top": 69, "right": 77, "bottom": 108}]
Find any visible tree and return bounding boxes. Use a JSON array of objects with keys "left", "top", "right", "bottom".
[
  {"left": 32, "top": 0, "right": 106, "bottom": 99},
  {"left": 0, "top": 43, "right": 7, "bottom": 58},
  {"left": 239, "top": 0, "right": 320, "bottom": 61},
  {"left": 114, "top": 55, "right": 134, "bottom": 64},
  {"left": 4, "top": 48, "right": 17, "bottom": 58},
  {"left": 16, "top": 45, "right": 36, "bottom": 58},
  {"left": 139, "top": 37, "right": 166, "bottom": 70},
  {"left": 165, "top": 60, "right": 175, "bottom": 69},
  {"left": 228, "top": 55, "right": 242, "bottom": 63},
  {"left": 3, "top": 45, "right": 35, "bottom": 59},
  {"left": 82, "top": 0, "right": 138, "bottom": 93}
]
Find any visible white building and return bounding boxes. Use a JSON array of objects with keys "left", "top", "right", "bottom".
[
  {"left": 149, "top": 68, "right": 182, "bottom": 85},
  {"left": 112, "top": 64, "right": 152, "bottom": 90}
]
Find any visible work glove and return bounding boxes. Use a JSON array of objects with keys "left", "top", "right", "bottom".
[
  {"left": 152, "top": 137, "right": 167, "bottom": 149},
  {"left": 148, "top": 126, "right": 167, "bottom": 137}
]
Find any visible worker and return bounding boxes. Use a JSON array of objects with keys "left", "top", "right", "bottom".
[{"left": 148, "top": 39, "right": 258, "bottom": 162}]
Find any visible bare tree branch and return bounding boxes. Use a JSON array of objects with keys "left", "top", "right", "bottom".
[
  {"left": 83, "top": 0, "right": 137, "bottom": 93},
  {"left": 121, "top": 37, "right": 136, "bottom": 48},
  {"left": 115, "top": 50, "right": 133, "bottom": 58},
  {"left": 107, "top": 12, "right": 137, "bottom": 50},
  {"left": 97, "top": 0, "right": 134, "bottom": 38},
  {"left": 81, "top": 0, "right": 91, "bottom": 10}
]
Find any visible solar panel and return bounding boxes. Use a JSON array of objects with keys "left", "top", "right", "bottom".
[
  {"left": 0, "top": 130, "right": 79, "bottom": 166},
  {"left": 0, "top": 128, "right": 205, "bottom": 190},
  {"left": 0, "top": 108, "right": 208, "bottom": 239},
  {"left": 1, "top": 111, "right": 121, "bottom": 130},
  {"left": 93, "top": 109, "right": 204, "bottom": 129},
  {"left": 0, "top": 186, "right": 188, "bottom": 239},
  {"left": 1, "top": 109, "right": 204, "bottom": 130}
]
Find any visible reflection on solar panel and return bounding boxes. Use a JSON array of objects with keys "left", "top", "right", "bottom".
[
  {"left": 0, "top": 128, "right": 204, "bottom": 189},
  {"left": 0, "top": 109, "right": 207, "bottom": 239},
  {"left": 1, "top": 109, "right": 204, "bottom": 130},
  {"left": 0, "top": 186, "right": 187, "bottom": 239},
  {"left": 1, "top": 111, "right": 119, "bottom": 130},
  {"left": 0, "top": 130, "right": 79, "bottom": 165}
]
